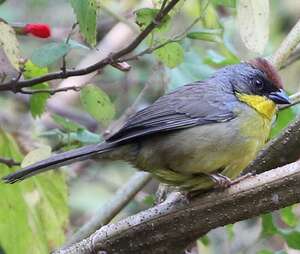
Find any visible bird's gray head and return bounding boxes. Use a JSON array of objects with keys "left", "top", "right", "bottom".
[{"left": 213, "top": 58, "right": 290, "bottom": 105}]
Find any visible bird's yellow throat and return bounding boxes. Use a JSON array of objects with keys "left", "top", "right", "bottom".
[{"left": 237, "top": 93, "right": 277, "bottom": 120}]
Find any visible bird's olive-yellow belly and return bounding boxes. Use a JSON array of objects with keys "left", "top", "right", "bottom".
[{"left": 134, "top": 107, "right": 272, "bottom": 191}]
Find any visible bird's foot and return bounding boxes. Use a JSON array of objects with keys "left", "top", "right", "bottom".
[
  {"left": 209, "top": 172, "right": 254, "bottom": 189},
  {"left": 209, "top": 173, "right": 232, "bottom": 189}
]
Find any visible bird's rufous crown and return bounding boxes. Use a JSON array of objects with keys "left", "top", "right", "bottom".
[{"left": 249, "top": 58, "right": 283, "bottom": 89}]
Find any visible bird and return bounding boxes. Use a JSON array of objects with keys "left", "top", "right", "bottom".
[{"left": 2, "top": 58, "right": 291, "bottom": 192}]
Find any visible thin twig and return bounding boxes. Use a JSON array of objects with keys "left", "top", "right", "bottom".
[
  {"left": 19, "top": 86, "right": 81, "bottom": 95},
  {"left": 119, "top": 4, "right": 209, "bottom": 63},
  {"left": 0, "top": 157, "right": 20, "bottom": 167},
  {"left": 62, "top": 22, "right": 79, "bottom": 73},
  {"left": 0, "top": 0, "right": 181, "bottom": 93},
  {"left": 279, "top": 91, "right": 300, "bottom": 110}
]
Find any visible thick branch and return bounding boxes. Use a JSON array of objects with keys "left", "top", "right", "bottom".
[
  {"left": 54, "top": 160, "right": 300, "bottom": 254},
  {"left": 66, "top": 172, "right": 151, "bottom": 246},
  {"left": 271, "top": 19, "right": 300, "bottom": 69}
]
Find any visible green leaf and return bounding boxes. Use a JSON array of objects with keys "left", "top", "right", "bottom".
[
  {"left": 40, "top": 128, "right": 101, "bottom": 147},
  {"left": 280, "top": 206, "right": 298, "bottom": 227},
  {"left": 261, "top": 213, "right": 278, "bottom": 236},
  {"left": 0, "top": 129, "right": 68, "bottom": 253},
  {"left": 187, "top": 29, "right": 223, "bottom": 43},
  {"left": 0, "top": 0, "right": 6, "bottom": 5},
  {"left": 154, "top": 42, "right": 184, "bottom": 68},
  {"left": 212, "top": 0, "right": 236, "bottom": 7},
  {"left": 280, "top": 230, "right": 300, "bottom": 250},
  {"left": 24, "top": 60, "right": 48, "bottom": 78},
  {"left": 70, "top": 0, "right": 97, "bottom": 46},
  {"left": 29, "top": 83, "right": 50, "bottom": 118},
  {"left": 237, "top": 0, "right": 269, "bottom": 54},
  {"left": 68, "top": 39, "right": 90, "bottom": 50},
  {"left": 80, "top": 85, "right": 115, "bottom": 124},
  {"left": 202, "top": 4, "right": 221, "bottom": 29},
  {"left": 24, "top": 61, "right": 50, "bottom": 118},
  {"left": 31, "top": 42, "right": 71, "bottom": 67},
  {"left": 135, "top": 8, "right": 171, "bottom": 33},
  {"left": 52, "top": 114, "right": 84, "bottom": 132},
  {"left": 70, "top": 129, "right": 101, "bottom": 144}
]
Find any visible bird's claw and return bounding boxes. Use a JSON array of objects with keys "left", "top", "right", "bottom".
[{"left": 209, "top": 173, "right": 232, "bottom": 189}]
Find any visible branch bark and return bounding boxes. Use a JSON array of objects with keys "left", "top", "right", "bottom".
[
  {"left": 65, "top": 172, "right": 151, "bottom": 246},
  {"left": 54, "top": 160, "right": 300, "bottom": 254},
  {"left": 271, "top": 19, "right": 300, "bottom": 69}
]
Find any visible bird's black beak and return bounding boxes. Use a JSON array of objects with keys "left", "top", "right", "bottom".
[{"left": 268, "top": 89, "right": 291, "bottom": 104}]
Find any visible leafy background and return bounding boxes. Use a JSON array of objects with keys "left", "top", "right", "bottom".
[{"left": 0, "top": 0, "right": 299, "bottom": 253}]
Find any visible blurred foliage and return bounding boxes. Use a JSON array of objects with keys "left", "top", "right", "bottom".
[
  {"left": 31, "top": 42, "right": 71, "bottom": 67},
  {"left": 0, "top": 129, "right": 68, "bottom": 253},
  {"left": 0, "top": 0, "right": 299, "bottom": 253}
]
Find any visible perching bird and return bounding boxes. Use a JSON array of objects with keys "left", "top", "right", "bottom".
[{"left": 2, "top": 58, "right": 291, "bottom": 191}]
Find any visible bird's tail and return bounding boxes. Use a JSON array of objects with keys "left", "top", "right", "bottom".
[{"left": 2, "top": 142, "right": 115, "bottom": 184}]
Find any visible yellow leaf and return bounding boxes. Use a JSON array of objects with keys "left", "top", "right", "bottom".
[
  {"left": 21, "top": 146, "right": 52, "bottom": 167},
  {"left": 0, "top": 21, "right": 21, "bottom": 69}
]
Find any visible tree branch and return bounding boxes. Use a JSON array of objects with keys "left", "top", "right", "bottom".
[
  {"left": 65, "top": 172, "right": 151, "bottom": 246},
  {"left": 271, "top": 19, "right": 300, "bottom": 69},
  {"left": 19, "top": 86, "right": 81, "bottom": 95},
  {"left": 0, "top": 157, "right": 20, "bottom": 167},
  {"left": 53, "top": 160, "right": 300, "bottom": 254},
  {"left": 279, "top": 46, "right": 300, "bottom": 70},
  {"left": 0, "top": 0, "right": 181, "bottom": 93}
]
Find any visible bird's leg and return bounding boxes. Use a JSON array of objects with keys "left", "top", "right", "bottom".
[
  {"left": 209, "top": 172, "right": 254, "bottom": 189},
  {"left": 208, "top": 173, "right": 232, "bottom": 189}
]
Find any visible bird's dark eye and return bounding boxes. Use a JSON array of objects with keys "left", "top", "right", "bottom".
[{"left": 255, "top": 79, "right": 264, "bottom": 90}]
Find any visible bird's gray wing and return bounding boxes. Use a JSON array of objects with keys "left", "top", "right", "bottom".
[{"left": 107, "top": 81, "right": 238, "bottom": 143}]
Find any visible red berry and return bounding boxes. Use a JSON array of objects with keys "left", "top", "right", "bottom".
[{"left": 24, "top": 23, "right": 51, "bottom": 38}]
